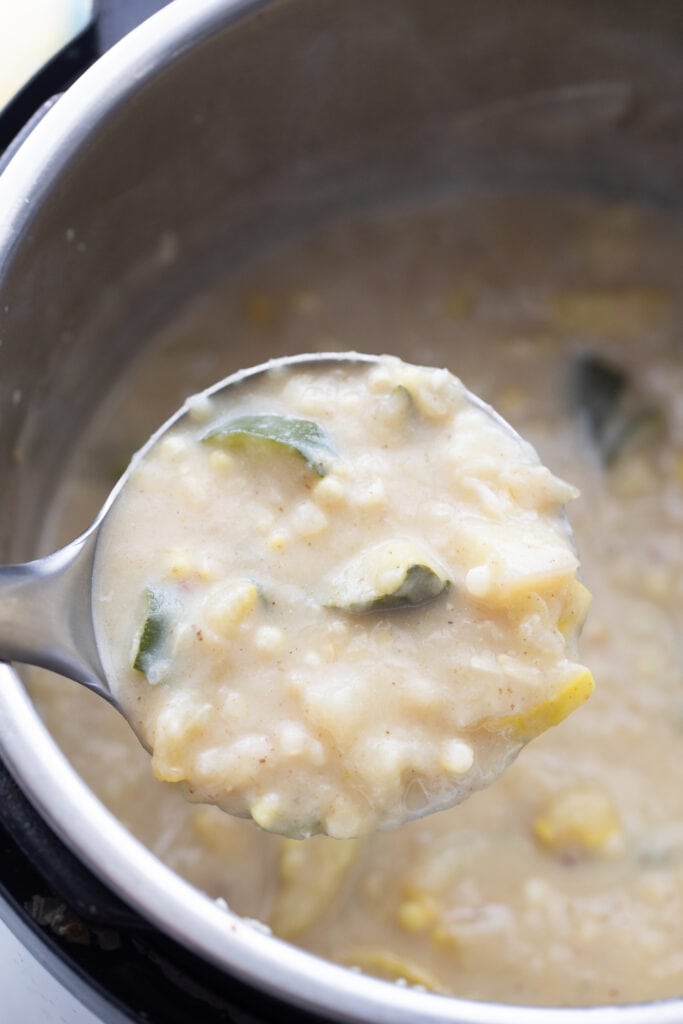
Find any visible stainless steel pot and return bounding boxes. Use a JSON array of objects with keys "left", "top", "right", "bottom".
[{"left": 1, "top": 1, "right": 683, "bottom": 1020}]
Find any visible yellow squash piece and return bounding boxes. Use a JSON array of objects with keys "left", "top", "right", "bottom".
[
  {"left": 483, "top": 668, "right": 595, "bottom": 742},
  {"left": 557, "top": 579, "right": 592, "bottom": 637},
  {"left": 338, "top": 948, "right": 445, "bottom": 992},
  {"left": 533, "top": 783, "right": 623, "bottom": 855},
  {"left": 269, "top": 836, "right": 360, "bottom": 939}
]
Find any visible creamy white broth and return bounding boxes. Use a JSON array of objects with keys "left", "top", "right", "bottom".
[
  {"left": 93, "top": 355, "right": 589, "bottom": 838},
  {"left": 28, "top": 193, "right": 683, "bottom": 1005}
]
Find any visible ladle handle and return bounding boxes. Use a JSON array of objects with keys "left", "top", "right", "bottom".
[{"left": 0, "top": 533, "right": 109, "bottom": 698}]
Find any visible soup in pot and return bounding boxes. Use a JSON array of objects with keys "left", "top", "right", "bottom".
[{"left": 29, "top": 192, "right": 683, "bottom": 1006}]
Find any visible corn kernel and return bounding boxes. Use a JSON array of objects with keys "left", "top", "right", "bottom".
[
  {"left": 196, "top": 558, "right": 219, "bottom": 582},
  {"left": 367, "top": 367, "right": 394, "bottom": 395},
  {"left": 255, "top": 626, "right": 285, "bottom": 655},
  {"left": 151, "top": 703, "right": 212, "bottom": 782},
  {"left": 159, "top": 435, "right": 189, "bottom": 460},
  {"left": 533, "top": 783, "right": 623, "bottom": 855},
  {"left": 208, "top": 449, "right": 234, "bottom": 474},
  {"left": 314, "top": 474, "right": 346, "bottom": 507},
  {"left": 440, "top": 739, "right": 474, "bottom": 775},
  {"left": 166, "top": 548, "right": 194, "bottom": 581},
  {"left": 413, "top": 388, "right": 451, "bottom": 421},
  {"left": 324, "top": 799, "right": 364, "bottom": 840},
  {"left": 279, "top": 723, "right": 309, "bottom": 757},
  {"left": 398, "top": 898, "right": 437, "bottom": 932},
  {"left": 292, "top": 501, "right": 327, "bottom": 538},
  {"left": 204, "top": 580, "right": 259, "bottom": 633},
  {"left": 298, "top": 386, "right": 328, "bottom": 417},
  {"left": 266, "top": 530, "right": 289, "bottom": 552},
  {"left": 251, "top": 793, "right": 283, "bottom": 830},
  {"left": 152, "top": 759, "right": 186, "bottom": 783}
]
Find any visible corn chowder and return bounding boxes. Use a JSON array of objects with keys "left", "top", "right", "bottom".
[
  {"left": 93, "top": 355, "right": 591, "bottom": 839},
  {"left": 29, "top": 193, "right": 683, "bottom": 1005}
]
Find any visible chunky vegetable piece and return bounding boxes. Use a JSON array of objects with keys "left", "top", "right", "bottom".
[
  {"left": 325, "top": 540, "right": 450, "bottom": 613},
  {"left": 533, "top": 783, "right": 623, "bottom": 857},
  {"left": 571, "top": 355, "right": 666, "bottom": 466},
  {"left": 483, "top": 669, "right": 595, "bottom": 742},
  {"left": 94, "top": 356, "right": 593, "bottom": 839},
  {"left": 338, "top": 948, "right": 444, "bottom": 993},
  {"left": 269, "top": 836, "right": 360, "bottom": 939},
  {"left": 132, "top": 587, "right": 177, "bottom": 681},
  {"left": 201, "top": 413, "right": 336, "bottom": 476}
]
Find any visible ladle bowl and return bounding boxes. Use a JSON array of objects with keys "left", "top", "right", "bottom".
[{"left": 0, "top": 349, "right": 558, "bottom": 708}]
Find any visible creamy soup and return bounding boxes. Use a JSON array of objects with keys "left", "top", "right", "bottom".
[
  {"left": 94, "top": 355, "right": 590, "bottom": 838},
  {"left": 29, "top": 193, "right": 683, "bottom": 1006}
]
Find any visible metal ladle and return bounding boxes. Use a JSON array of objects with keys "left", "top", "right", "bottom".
[{"left": 0, "top": 350, "right": 556, "bottom": 710}]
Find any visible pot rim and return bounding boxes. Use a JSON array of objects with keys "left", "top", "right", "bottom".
[{"left": 0, "top": 1, "right": 682, "bottom": 1021}]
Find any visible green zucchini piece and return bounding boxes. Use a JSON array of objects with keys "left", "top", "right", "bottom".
[
  {"left": 368, "top": 563, "right": 449, "bottom": 611},
  {"left": 133, "top": 587, "right": 175, "bottom": 679},
  {"left": 571, "top": 355, "right": 665, "bottom": 466},
  {"left": 572, "top": 356, "right": 625, "bottom": 453},
  {"left": 326, "top": 540, "right": 450, "bottom": 614},
  {"left": 201, "top": 414, "right": 335, "bottom": 476}
]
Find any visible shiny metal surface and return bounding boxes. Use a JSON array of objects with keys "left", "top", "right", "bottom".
[
  {"left": 0, "top": 352, "right": 384, "bottom": 704},
  {"left": 0, "top": 353, "right": 386, "bottom": 705},
  {"left": 0, "top": 0, "right": 682, "bottom": 1020},
  {"left": 0, "top": 533, "right": 106, "bottom": 698}
]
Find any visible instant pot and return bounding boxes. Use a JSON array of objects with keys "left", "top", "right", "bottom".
[{"left": 1, "top": 1, "right": 683, "bottom": 1022}]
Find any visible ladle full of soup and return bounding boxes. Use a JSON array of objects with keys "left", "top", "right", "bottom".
[{"left": 0, "top": 352, "right": 593, "bottom": 838}]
